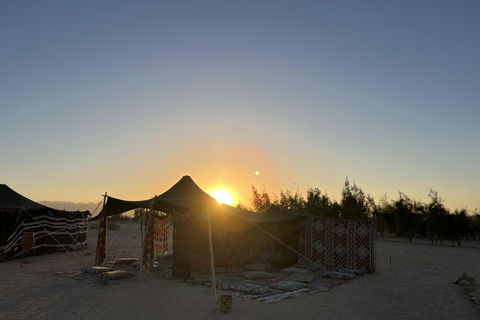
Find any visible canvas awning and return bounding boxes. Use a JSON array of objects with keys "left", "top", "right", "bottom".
[{"left": 91, "top": 176, "right": 304, "bottom": 223}]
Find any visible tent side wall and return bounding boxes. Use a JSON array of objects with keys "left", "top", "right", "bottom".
[
  {"left": 299, "top": 215, "right": 376, "bottom": 272},
  {"left": 2, "top": 208, "right": 89, "bottom": 261}
]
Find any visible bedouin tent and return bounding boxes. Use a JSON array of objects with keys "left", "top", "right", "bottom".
[
  {"left": 0, "top": 184, "right": 90, "bottom": 261},
  {"left": 92, "top": 175, "right": 376, "bottom": 274},
  {"left": 91, "top": 176, "right": 305, "bottom": 270}
]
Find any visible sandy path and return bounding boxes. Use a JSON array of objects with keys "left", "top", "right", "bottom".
[{"left": 1, "top": 223, "right": 479, "bottom": 320}]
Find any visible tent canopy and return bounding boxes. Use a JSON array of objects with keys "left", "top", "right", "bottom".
[
  {"left": 0, "top": 184, "right": 54, "bottom": 212},
  {"left": 93, "top": 175, "right": 304, "bottom": 223}
]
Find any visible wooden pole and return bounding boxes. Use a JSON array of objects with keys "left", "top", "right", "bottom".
[
  {"left": 207, "top": 204, "right": 218, "bottom": 310},
  {"left": 140, "top": 197, "right": 156, "bottom": 281},
  {"left": 139, "top": 211, "right": 145, "bottom": 281},
  {"left": 94, "top": 192, "right": 108, "bottom": 266}
]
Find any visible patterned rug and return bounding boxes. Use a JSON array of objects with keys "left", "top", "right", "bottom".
[{"left": 299, "top": 216, "right": 376, "bottom": 272}]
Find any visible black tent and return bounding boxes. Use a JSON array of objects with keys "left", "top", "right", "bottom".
[
  {"left": 92, "top": 175, "right": 302, "bottom": 223},
  {"left": 0, "top": 184, "right": 90, "bottom": 261},
  {"left": 93, "top": 176, "right": 304, "bottom": 268}
]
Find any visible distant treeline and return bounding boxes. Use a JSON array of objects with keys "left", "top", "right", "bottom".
[{"left": 239, "top": 178, "right": 480, "bottom": 246}]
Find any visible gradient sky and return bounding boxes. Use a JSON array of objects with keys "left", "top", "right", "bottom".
[{"left": 1, "top": 1, "right": 479, "bottom": 212}]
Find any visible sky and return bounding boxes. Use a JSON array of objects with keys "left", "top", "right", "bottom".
[{"left": 1, "top": 1, "right": 479, "bottom": 213}]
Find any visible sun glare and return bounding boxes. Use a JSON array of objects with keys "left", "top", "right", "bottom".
[{"left": 211, "top": 190, "right": 234, "bottom": 205}]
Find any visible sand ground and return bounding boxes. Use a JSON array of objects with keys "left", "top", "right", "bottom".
[{"left": 1, "top": 222, "right": 480, "bottom": 320}]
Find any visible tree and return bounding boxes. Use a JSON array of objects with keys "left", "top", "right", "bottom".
[
  {"left": 133, "top": 208, "right": 146, "bottom": 221},
  {"left": 449, "top": 209, "right": 471, "bottom": 245},
  {"left": 392, "top": 192, "right": 424, "bottom": 242},
  {"left": 276, "top": 189, "right": 306, "bottom": 213},
  {"left": 339, "top": 177, "right": 374, "bottom": 220},
  {"left": 425, "top": 189, "right": 448, "bottom": 245},
  {"left": 304, "top": 188, "right": 339, "bottom": 218},
  {"left": 250, "top": 184, "right": 271, "bottom": 212},
  {"left": 376, "top": 194, "right": 395, "bottom": 236}
]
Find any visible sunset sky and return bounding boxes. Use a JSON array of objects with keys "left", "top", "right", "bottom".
[{"left": 1, "top": 1, "right": 479, "bottom": 212}]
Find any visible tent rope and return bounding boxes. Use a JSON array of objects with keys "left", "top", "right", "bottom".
[
  {"left": 22, "top": 208, "right": 75, "bottom": 256},
  {"left": 250, "top": 221, "right": 319, "bottom": 268},
  {"left": 45, "top": 209, "right": 89, "bottom": 255},
  {"left": 105, "top": 215, "right": 135, "bottom": 252},
  {"left": 105, "top": 216, "right": 138, "bottom": 270}
]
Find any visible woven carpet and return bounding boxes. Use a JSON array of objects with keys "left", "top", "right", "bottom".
[{"left": 299, "top": 216, "right": 375, "bottom": 272}]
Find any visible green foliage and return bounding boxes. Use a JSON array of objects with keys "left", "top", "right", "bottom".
[
  {"left": 250, "top": 184, "right": 271, "bottom": 212},
  {"left": 425, "top": 189, "right": 449, "bottom": 244},
  {"left": 108, "top": 213, "right": 131, "bottom": 222},
  {"left": 277, "top": 189, "right": 306, "bottom": 213},
  {"left": 392, "top": 192, "right": 425, "bottom": 242},
  {"left": 244, "top": 178, "right": 479, "bottom": 245},
  {"left": 376, "top": 194, "right": 395, "bottom": 235},
  {"left": 304, "top": 188, "right": 339, "bottom": 218},
  {"left": 133, "top": 208, "right": 147, "bottom": 221},
  {"left": 339, "top": 178, "right": 374, "bottom": 220},
  {"left": 470, "top": 212, "right": 480, "bottom": 239}
]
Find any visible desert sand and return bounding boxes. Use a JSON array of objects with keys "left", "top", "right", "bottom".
[{"left": 1, "top": 222, "right": 480, "bottom": 320}]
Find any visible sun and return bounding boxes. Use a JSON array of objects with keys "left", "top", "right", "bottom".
[{"left": 210, "top": 190, "right": 234, "bottom": 205}]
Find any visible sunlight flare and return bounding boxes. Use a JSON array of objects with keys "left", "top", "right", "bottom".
[{"left": 210, "top": 189, "right": 234, "bottom": 205}]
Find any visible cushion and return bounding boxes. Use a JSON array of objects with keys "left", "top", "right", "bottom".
[
  {"left": 269, "top": 281, "right": 305, "bottom": 291},
  {"left": 333, "top": 267, "right": 364, "bottom": 276},
  {"left": 282, "top": 267, "right": 311, "bottom": 274},
  {"left": 288, "top": 272, "right": 315, "bottom": 283},
  {"left": 114, "top": 258, "right": 139, "bottom": 266},
  {"left": 322, "top": 272, "right": 356, "bottom": 280},
  {"left": 81, "top": 266, "right": 111, "bottom": 274},
  {"left": 242, "top": 271, "right": 275, "bottom": 280},
  {"left": 230, "top": 283, "right": 271, "bottom": 295},
  {"left": 245, "top": 263, "right": 272, "bottom": 271},
  {"left": 106, "top": 270, "right": 133, "bottom": 280}
]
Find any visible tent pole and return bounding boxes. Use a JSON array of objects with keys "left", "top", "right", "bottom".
[
  {"left": 139, "top": 211, "right": 144, "bottom": 281},
  {"left": 140, "top": 197, "right": 156, "bottom": 281},
  {"left": 94, "top": 192, "right": 108, "bottom": 266},
  {"left": 207, "top": 204, "right": 217, "bottom": 310}
]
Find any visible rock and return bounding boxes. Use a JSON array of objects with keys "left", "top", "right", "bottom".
[
  {"left": 454, "top": 273, "right": 474, "bottom": 285},
  {"left": 468, "top": 277, "right": 476, "bottom": 286},
  {"left": 459, "top": 280, "right": 473, "bottom": 287},
  {"left": 463, "top": 287, "right": 476, "bottom": 294}
]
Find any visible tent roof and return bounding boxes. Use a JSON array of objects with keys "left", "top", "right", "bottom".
[
  {"left": 0, "top": 184, "right": 47, "bottom": 211},
  {"left": 230, "top": 204, "right": 305, "bottom": 222},
  {"left": 0, "top": 184, "right": 90, "bottom": 215},
  {"left": 95, "top": 176, "right": 303, "bottom": 223}
]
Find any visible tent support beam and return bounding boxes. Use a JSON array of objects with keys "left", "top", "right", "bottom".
[
  {"left": 94, "top": 192, "right": 108, "bottom": 266},
  {"left": 207, "top": 204, "right": 218, "bottom": 311}
]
